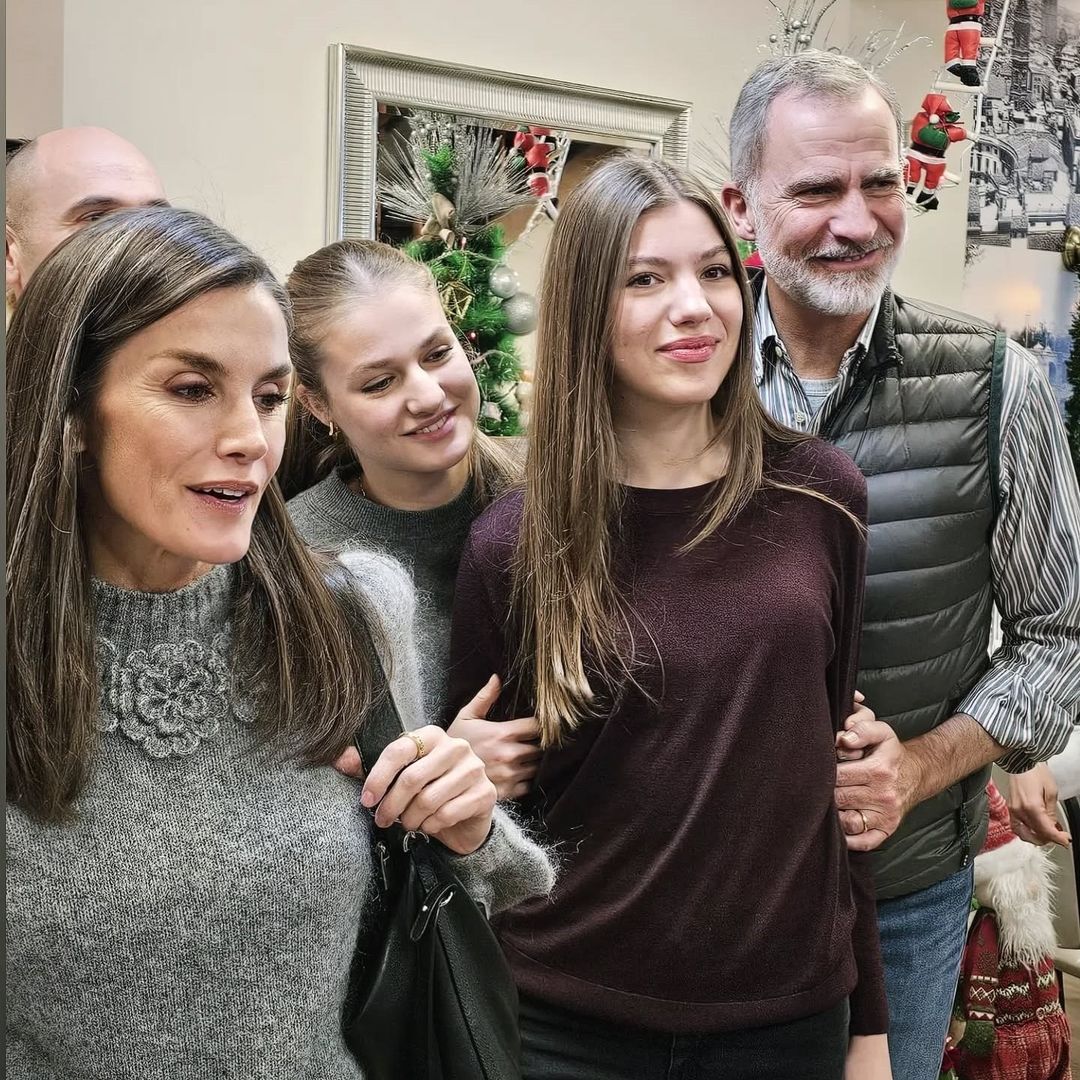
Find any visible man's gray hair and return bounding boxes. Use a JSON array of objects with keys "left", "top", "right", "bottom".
[
  {"left": 729, "top": 50, "right": 904, "bottom": 192},
  {"left": 6, "top": 137, "right": 38, "bottom": 230}
]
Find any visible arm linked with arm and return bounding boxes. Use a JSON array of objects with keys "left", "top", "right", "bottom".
[
  {"left": 443, "top": 524, "right": 555, "bottom": 912},
  {"left": 829, "top": 472, "right": 889, "bottom": 1036}
]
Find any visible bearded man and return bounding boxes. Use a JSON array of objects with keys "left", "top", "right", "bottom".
[{"left": 722, "top": 51, "right": 1080, "bottom": 1080}]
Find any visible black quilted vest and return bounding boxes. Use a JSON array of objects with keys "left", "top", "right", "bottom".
[{"left": 758, "top": 280, "right": 1003, "bottom": 899}]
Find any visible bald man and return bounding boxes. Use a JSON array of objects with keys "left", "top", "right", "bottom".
[{"left": 5, "top": 126, "right": 168, "bottom": 304}]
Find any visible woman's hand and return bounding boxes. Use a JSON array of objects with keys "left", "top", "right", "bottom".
[
  {"left": 448, "top": 674, "right": 542, "bottom": 800},
  {"left": 360, "top": 725, "right": 497, "bottom": 855},
  {"left": 845, "top": 1034, "right": 892, "bottom": 1080},
  {"left": 836, "top": 690, "right": 875, "bottom": 762}
]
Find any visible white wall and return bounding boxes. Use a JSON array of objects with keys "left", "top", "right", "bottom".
[
  {"left": 5, "top": 0, "right": 64, "bottom": 137},
  {"left": 43, "top": 1, "right": 964, "bottom": 300},
  {"left": 849, "top": 0, "right": 972, "bottom": 309},
  {"left": 60, "top": 0, "right": 799, "bottom": 274}
]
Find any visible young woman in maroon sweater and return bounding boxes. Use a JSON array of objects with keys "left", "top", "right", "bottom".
[{"left": 445, "top": 155, "right": 891, "bottom": 1079}]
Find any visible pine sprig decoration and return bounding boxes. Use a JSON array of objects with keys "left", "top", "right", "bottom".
[
  {"left": 424, "top": 145, "right": 456, "bottom": 199},
  {"left": 380, "top": 116, "right": 530, "bottom": 235},
  {"left": 379, "top": 111, "right": 535, "bottom": 435},
  {"left": 453, "top": 138, "right": 531, "bottom": 228},
  {"left": 477, "top": 344, "right": 521, "bottom": 385},
  {"left": 460, "top": 292, "right": 508, "bottom": 337}
]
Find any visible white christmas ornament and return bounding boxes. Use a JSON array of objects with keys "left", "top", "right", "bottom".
[
  {"left": 503, "top": 292, "right": 538, "bottom": 335},
  {"left": 488, "top": 264, "right": 520, "bottom": 299}
]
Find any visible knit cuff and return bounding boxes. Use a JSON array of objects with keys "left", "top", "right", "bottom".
[
  {"left": 848, "top": 994, "right": 890, "bottom": 1037},
  {"left": 447, "top": 805, "right": 555, "bottom": 917}
]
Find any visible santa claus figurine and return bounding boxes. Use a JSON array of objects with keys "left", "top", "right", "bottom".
[
  {"left": 942, "top": 782, "right": 1070, "bottom": 1080},
  {"left": 946, "top": 0, "right": 986, "bottom": 87},
  {"left": 905, "top": 93, "right": 969, "bottom": 211}
]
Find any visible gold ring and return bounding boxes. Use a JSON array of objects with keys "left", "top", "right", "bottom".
[
  {"left": 859, "top": 811, "right": 870, "bottom": 835},
  {"left": 405, "top": 731, "right": 426, "bottom": 761}
]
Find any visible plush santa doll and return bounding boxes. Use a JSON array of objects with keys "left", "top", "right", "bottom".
[
  {"left": 906, "top": 93, "right": 968, "bottom": 211},
  {"left": 946, "top": 0, "right": 986, "bottom": 87},
  {"left": 943, "top": 782, "right": 1070, "bottom": 1080}
]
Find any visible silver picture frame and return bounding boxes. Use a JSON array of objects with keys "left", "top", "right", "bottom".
[{"left": 325, "top": 44, "right": 692, "bottom": 243}]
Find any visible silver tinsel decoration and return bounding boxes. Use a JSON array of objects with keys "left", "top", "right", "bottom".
[
  {"left": 378, "top": 112, "right": 532, "bottom": 235},
  {"left": 488, "top": 264, "right": 520, "bottom": 299},
  {"left": 502, "top": 292, "right": 538, "bottom": 335},
  {"left": 761, "top": 0, "right": 928, "bottom": 68}
]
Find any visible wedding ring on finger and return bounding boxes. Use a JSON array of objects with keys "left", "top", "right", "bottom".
[
  {"left": 858, "top": 810, "right": 870, "bottom": 835},
  {"left": 404, "top": 731, "right": 427, "bottom": 762}
]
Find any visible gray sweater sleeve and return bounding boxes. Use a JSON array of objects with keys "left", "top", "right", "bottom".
[{"left": 336, "top": 552, "right": 555, "bottom": 915}]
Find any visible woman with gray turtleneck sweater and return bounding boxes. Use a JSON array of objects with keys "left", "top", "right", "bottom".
[
  {"left": 281, "top": 239, "right": 540, "bottom": 801},
  {"left": 6, "top": 208, "right": 552, "bottom": 1080}
]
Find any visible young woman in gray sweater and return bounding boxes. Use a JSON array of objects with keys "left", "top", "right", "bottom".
[
  {"left": 281, "top": 240, "right": 540, "bottom": 799},
  {"left": 5, "top": 206, "right": 553, "bottom": 1080}
]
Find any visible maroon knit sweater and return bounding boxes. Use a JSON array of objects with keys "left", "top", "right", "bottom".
[{"left": 445, "top": 437, "right": 888, "bottom": 1036}]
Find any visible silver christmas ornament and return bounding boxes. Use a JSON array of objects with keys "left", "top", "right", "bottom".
[
  {"left": 488, "top": 263, "right": 520, "bottom": 299},
  {"left": 791, "top": 18, "right": 803, "bottom": 29},
  {"left": 502, "top": 291, "right": 538, "bottom": 335},
  {"left": 797, "top": 32, "right": 812, "bottom": 44},
  {"left": 769, "top": 33, "right": 779, "bottom": 42}
]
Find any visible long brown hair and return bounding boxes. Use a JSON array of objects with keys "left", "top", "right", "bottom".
[
  {"left": 6, "top": 206, "right": 383, "bottom": 822},
  {"left": 278, "top": 238, "right": 519, "bottom": 502},
  {"left": 514, "top": 153, "right": 853, "bottom": 746}
]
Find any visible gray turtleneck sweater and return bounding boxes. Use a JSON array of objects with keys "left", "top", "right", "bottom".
[
  {"left": 288, "top": 470, "right": 477, "bottom": 723},
  {"left": 5, "top": 552, "right": 553, "bottom": 1080}
]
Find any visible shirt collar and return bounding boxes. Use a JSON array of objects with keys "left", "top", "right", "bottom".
[{"left": 753, "top": 279, "right": 881, "bottom": 386}]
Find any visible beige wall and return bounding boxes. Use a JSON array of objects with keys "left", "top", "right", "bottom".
[
  {"left": 6, "top": 0, "right": 64, "bottom": 137},
  {"left": 16, "top": 0, "right": 965, "bottom": 302},
  {"left": 849, "top": 0, "right": 971, "bottom": 309},
  {"left": 60, "top": 0, "right": 805, "bottom": 274}
]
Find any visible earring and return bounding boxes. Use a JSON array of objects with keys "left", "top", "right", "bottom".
[{"left": 328, "top": 420, "right": 335, "bottom": 438}]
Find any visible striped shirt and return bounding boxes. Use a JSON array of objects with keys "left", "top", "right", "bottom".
[{"left": 754, "top": 284, "right": 1080, "bottom": 771}]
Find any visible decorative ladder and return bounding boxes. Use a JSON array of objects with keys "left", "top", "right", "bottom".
[{"left": 926, "top": 0, "right": 1013, "bottom": 193}]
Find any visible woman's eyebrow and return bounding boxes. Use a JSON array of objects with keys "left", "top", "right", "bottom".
[
  {"left": 351, "top": 330, "right": 448, "bottom": 371},
  {"left": 628, "top": 244, "right": 730, "bottom": 269},
  {"left": 149, "top": 350, "right": 291, "bottom": 382}
]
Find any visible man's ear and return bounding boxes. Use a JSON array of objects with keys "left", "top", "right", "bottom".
[
  {"left": 295, "top": 383, "right": 331, "bottom": 428},
  {"left": 6, "top": 223, "right": 25, "bottom": 302},
  {"left": 720, "top": 183, "right": 757, "bottom": 243}
]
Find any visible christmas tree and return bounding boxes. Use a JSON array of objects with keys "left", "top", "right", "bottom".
[
  {"left": 379, "top": 115, "right": 542, "bottom": 436},
  {"left": 1066, "top": 282, "right": 1080, "bottom": 480}
]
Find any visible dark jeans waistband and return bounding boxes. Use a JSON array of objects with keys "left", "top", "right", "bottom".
[{"left": 519, "top": 993, "right": 849, "bottom": 1080}]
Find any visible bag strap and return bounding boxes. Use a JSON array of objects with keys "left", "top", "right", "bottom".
[{"left": 355, "top": 646, "right": 409, "bottom": 777}]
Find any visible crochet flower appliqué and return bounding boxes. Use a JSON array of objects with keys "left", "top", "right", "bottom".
[{"left": 98, "top": 633, "right": 247, "bottom": 758}]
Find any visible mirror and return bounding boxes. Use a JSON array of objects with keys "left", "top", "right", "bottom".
[{"left": 326, "top": 46, "right": 691, "bottom": 433}]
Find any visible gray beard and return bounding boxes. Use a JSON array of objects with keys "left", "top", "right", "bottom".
[{"left": 753, "top": 225, "right": 897, "bottom": 318}]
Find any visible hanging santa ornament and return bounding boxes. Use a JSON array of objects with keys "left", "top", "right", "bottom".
[
  {"left": 513, "top": 125, "right": 558, "bottom": 206},
  {"left": 904, "top": 92, "right": 969, "bottom": 211},
  {"left": 944, "top": 0, "right": 985, "bottom": 88},
  {"left": 524, "top": 142, "right": 551, "bottom": 170}
]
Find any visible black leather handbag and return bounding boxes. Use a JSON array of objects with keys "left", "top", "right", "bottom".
[{"left": 343, "top": 661, "right": 522, "bottom": 1080}]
